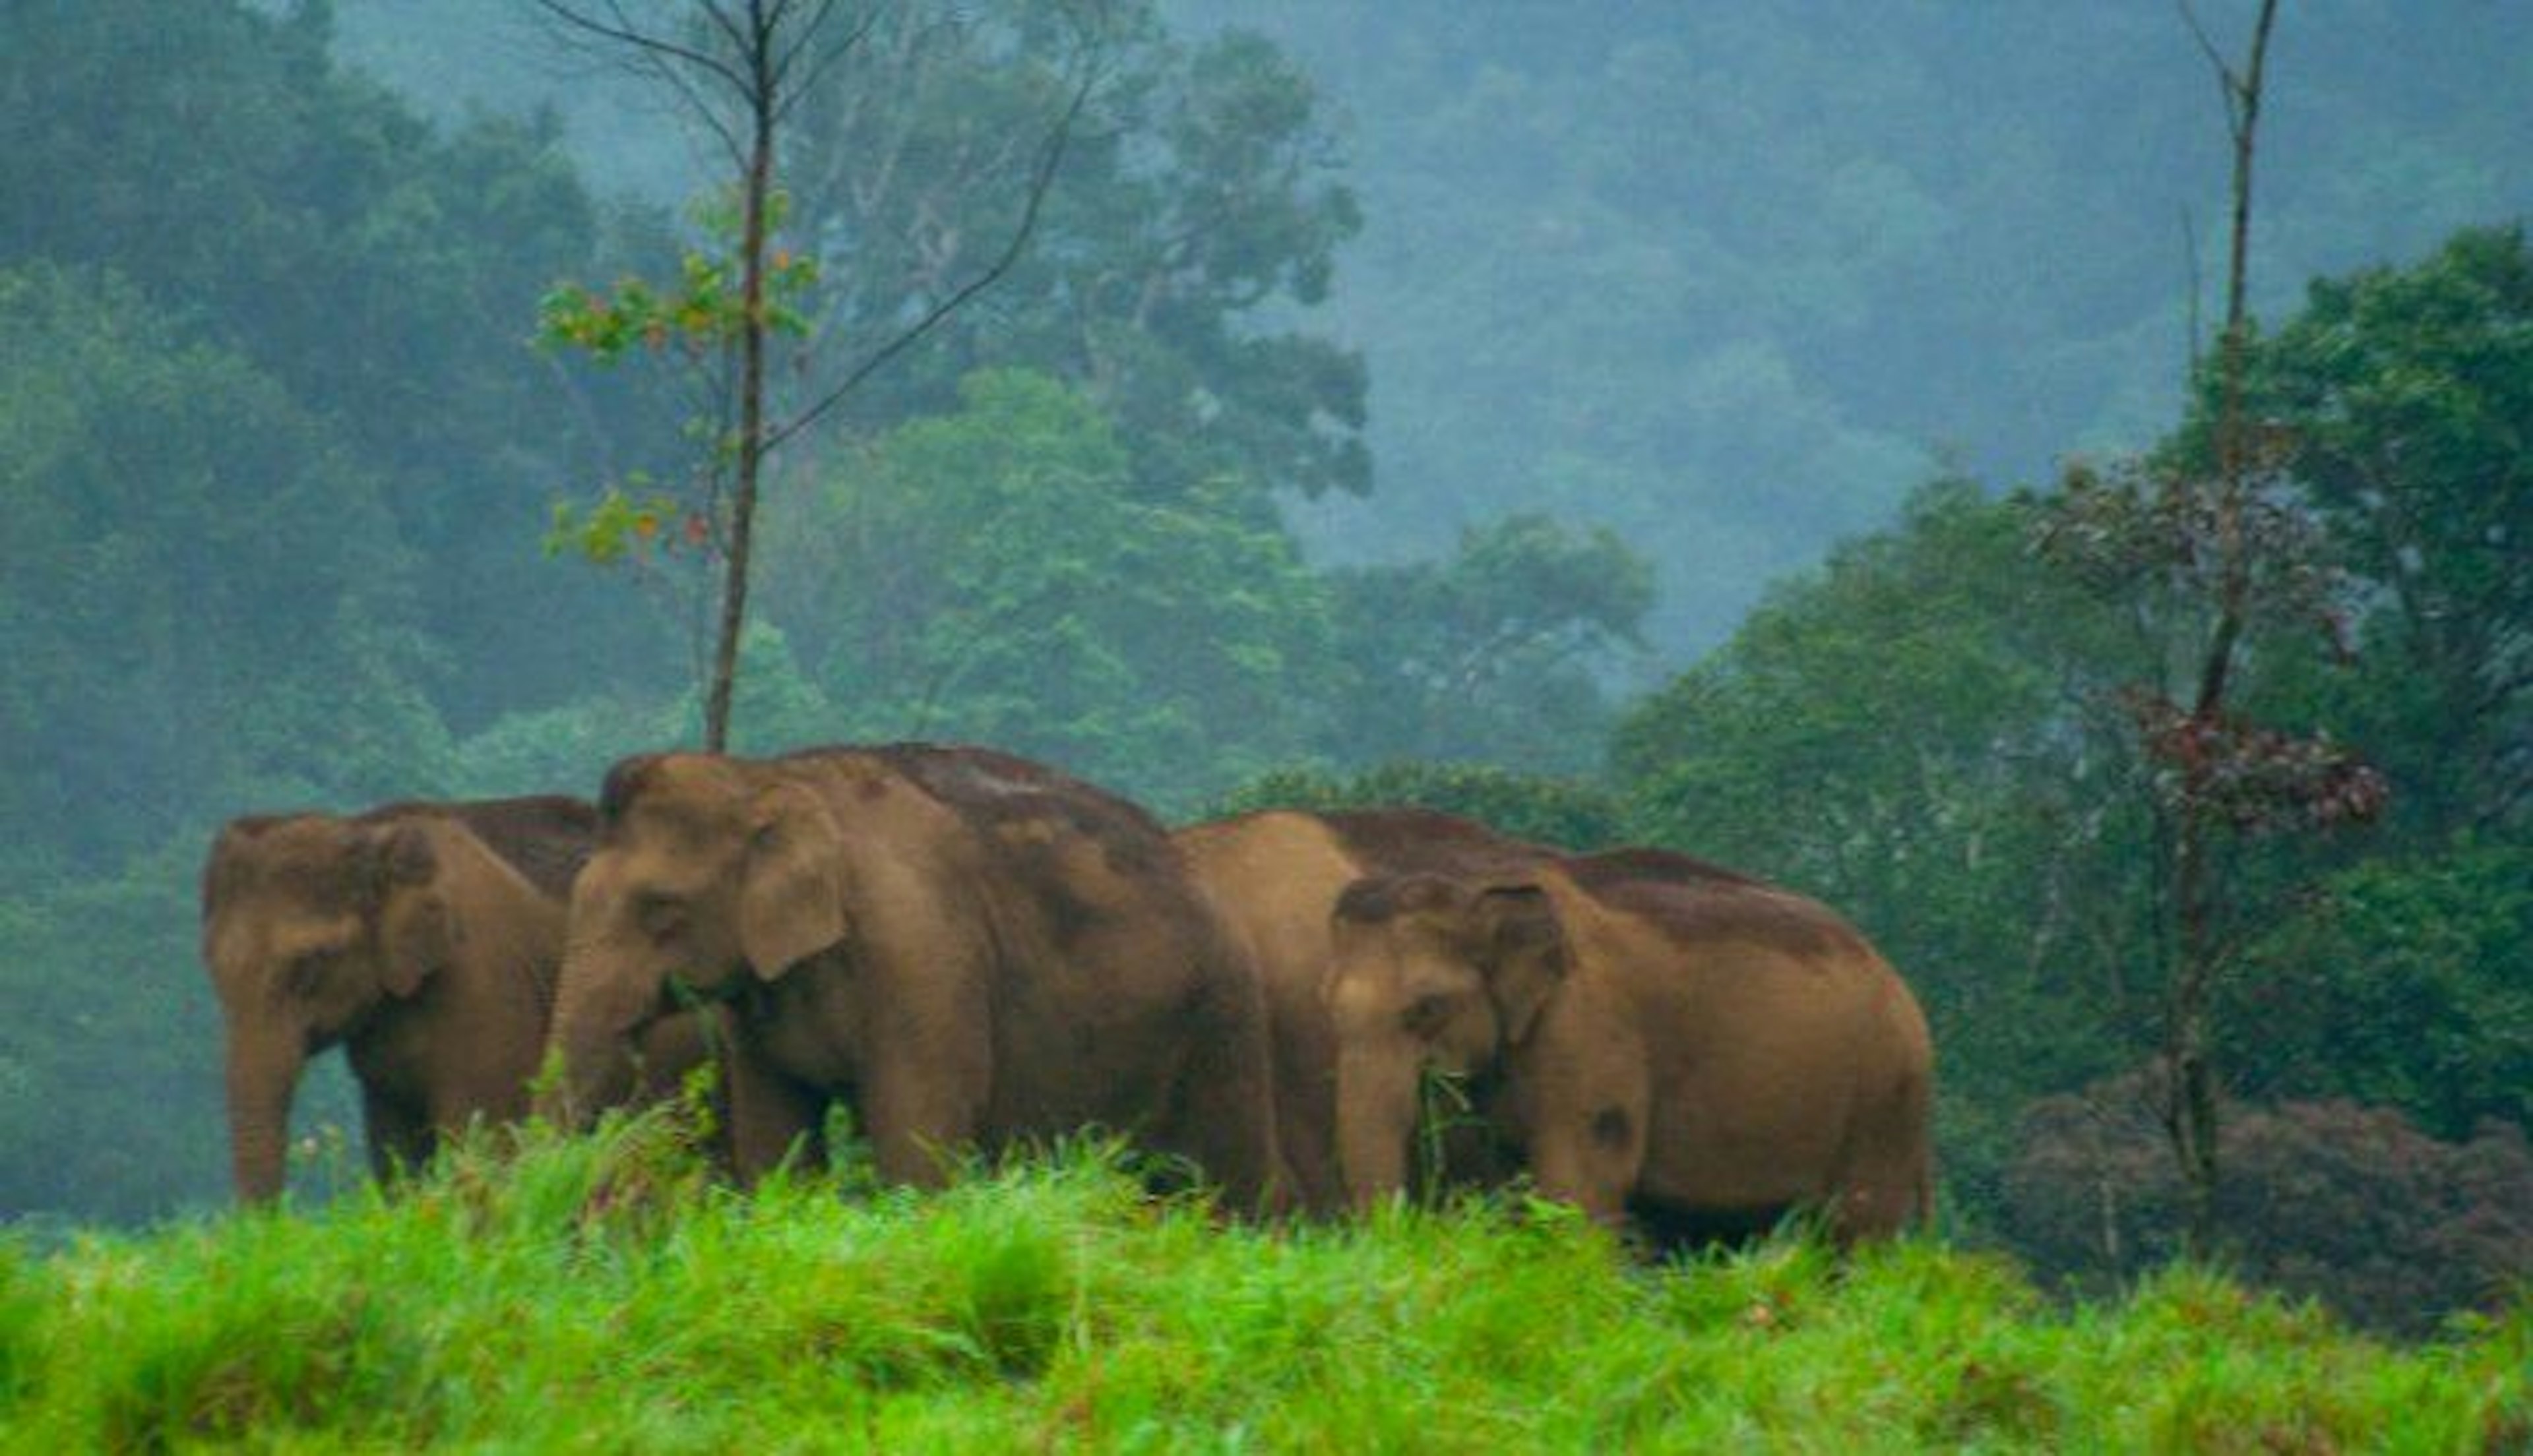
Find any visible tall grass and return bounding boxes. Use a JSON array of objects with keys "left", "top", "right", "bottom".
[{"left": 3, "top": 1110, "right": 2524, "bottom": 1451}]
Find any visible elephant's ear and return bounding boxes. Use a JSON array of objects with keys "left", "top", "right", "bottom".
[
  {"left": 371, "top": 824, "right": 452, "bottom": 999},
  {"left": 738, "top": 783, "right": 847, "bottom": 980},
  {"left": 1473, "top": 882, "right": 1567, "bottom": 1046}
]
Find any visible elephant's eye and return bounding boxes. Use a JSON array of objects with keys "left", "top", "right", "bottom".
[
  {"left": 1402, "top": 992, "right": 1455, "bottom": 1037},
  {"left": 283, "top": 949, "right": 336, "bottom": 998},
  {"left": 635, "top": 891, "right": 687, "bottom": 939}
]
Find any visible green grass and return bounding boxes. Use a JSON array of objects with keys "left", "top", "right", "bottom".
[{"left": 2, "top": 1115, "right": 2524, "bottom": 1453}]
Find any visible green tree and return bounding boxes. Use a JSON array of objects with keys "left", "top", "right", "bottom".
[
  {"left": 1614, "top": 480, "right": 2156, "bottom": 1223},
  {"left": 2224, "top": 842, "right": 2533, "bottom": 1141},
  {"left": 1324, "top": 516, "right": 1651, "bottom": 774},
  {"left": 0, "top": 0, "right": 682, "bottom": 725},
  {"left": 759, "top": 369, "right": 1334, "bottom": 810},
  {"left": 0, "top": 267, "right": 446, "bottom": 876},
  {"left": 0, "top": 849, "right": 235, "bottom": 1221},
  {"left": 784, "top": 0, "right": 1366, "bottom": 510},
  {"left": 2218, "top": 224, "right": 2533, "bottom": 839}
]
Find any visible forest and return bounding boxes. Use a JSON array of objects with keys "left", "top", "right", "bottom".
[{"left": 1, "top": 0, "right": 2528, "bottom": 1375}]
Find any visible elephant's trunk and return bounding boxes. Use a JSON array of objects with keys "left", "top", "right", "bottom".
[
  {"left": 539, "top": 935, "right": 654, "bottom": 1128},
  {"left": 226, "top": 1023, "right": 306, "bottom": 1203},
  {"left": 1334, "top": 1044, "right": 1422, "bottom": 1213}
]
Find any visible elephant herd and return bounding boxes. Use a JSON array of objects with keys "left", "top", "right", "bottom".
[{"left": 201, "top": 742, "right": 1935, "bottom": 1243}]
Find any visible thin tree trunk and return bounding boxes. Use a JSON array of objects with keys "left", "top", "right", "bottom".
[
  {"left": 704, "top": 34, "right": 779, "bottom": 754},
  {"left": 2167, "top": 808, "right": 2221, "bottom": 1256},
  {"left": 2166, "top": 0, "right": 2278, "bottom": 1263},
  {"left": 534, "top": 1, "right": 1098, "bottom": 752}
]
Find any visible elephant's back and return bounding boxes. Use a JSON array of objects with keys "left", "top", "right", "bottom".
[
  {"left": 1316, "top": 807, "right": 1555, "bottom": 878},
  {"left": 1560, "top": 850, "right": 1871, "bottom": 966},
  {"left": 1175, "top": 807, "right": 1551, "bottom": 990},
  {"left": 429, "top": 796, "right": 600, "bottom": 901},
  {"left": 811, "top": 744, "right": 1234, "bottom": 992},
  {"left": 1173, "top": 812, "right": 1360, "bottom": 942},
  {"left": 848, "top": 743, "right": 1178, "bottom": 886}
]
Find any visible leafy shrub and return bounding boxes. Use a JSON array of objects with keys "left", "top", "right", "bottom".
[
  {"left": 2224, "top": 842, "right": 2533, "bottom": 1141},
  {"left": 2001, "top": 1068, "right": 2533, "bottom": 1335}
]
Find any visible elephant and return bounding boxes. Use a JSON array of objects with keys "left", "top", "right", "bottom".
[
  {"left": 1323, "top": 847, "right": 1935, "bottom": 1244},
  {"left": 541, "top": 743, "right": 1284, "bottom": 1211},
  {"left": 1174, "top": 806, "right": 1553, "bottom": 1214},
  {"left": 200, "top": 795, "right": 715, "bottom": 1203}
]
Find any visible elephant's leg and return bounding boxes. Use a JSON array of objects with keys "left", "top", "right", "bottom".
[
  {"left": 1519, "top": 1077, "right": 1646, "bottom": 1232},
  {"left": 1825, "top": 1066, "right": 1935, "bottom": 1246},
  {"left": 1512, "top": 994, "right": 1650, "bottom": 1232},
  {"left": 841, "top": 952, "right": 991, "bottom": 1189},
  {"left": 858, "top": 1039, "right": 987, "bottom": 1189},
  {"left": 723, "top": 1033, "right": 827, "bottom": 1183},
  {"left": 1527, "top": 1132, "right": 1634, "bottom": 1230},
  {"left": 1161, "top": 965, "right": 1285, "bottom": 1216},
  {"left": 360, "top": 1085, "right": 431, "bottom": 1186}
]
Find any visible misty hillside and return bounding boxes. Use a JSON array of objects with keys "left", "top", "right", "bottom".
[{"left": 335, "top": 0, "right": 2533, "bottom": 650}]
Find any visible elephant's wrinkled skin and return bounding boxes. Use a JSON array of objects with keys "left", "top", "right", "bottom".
[
  {"left": 544, "top": 744, "right": 1282, "bottom": 1211},
  {"left": 201, "top": 796, "right": 709, "bottom": 1202},
  {"left": 1175, "top": 807, "right": 1553, "bottom": 1214},
  {"left": 1327, "top": 848, "right": 1935, "bottom": 1243}
]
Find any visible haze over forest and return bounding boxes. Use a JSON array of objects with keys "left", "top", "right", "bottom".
[
  {"left": 332, "top": 0, "right": 2533, "bottom": 650},
  {"left": 3, "top": 0, "right": 2529, "bottom": 1337}
]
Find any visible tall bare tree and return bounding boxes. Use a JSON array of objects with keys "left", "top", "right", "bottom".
[
  {"left": 531, "top": 0, "right": 1100, "bottom": 749},
  {"left": 2166, "top": 0, "right": 2280, "bottom": 1268},
  {"left": 2041, "top": 0, "right": 2386, "bottom": 1259}
]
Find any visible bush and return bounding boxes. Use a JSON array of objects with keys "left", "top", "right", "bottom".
[
  {"left": 2001, "top": 1068, "right": 2533, "bottom": 1335},
  {"left": 2224, "top": 842, "right": 2533, "bottom": 1141}
]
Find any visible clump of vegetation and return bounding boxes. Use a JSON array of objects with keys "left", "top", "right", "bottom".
[
  {"left": 2, "top": 1115, "right": 2522, "bottom": 1450},
  {"left": 2005, "top": 1069, "right": 2533, "bottom": 1337}
]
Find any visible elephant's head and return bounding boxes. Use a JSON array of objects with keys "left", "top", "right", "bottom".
[
  {"left": 1323, "top": 872, "right": 1567, "bottom": 1210},
  {"left": 544, "top": 753, "right": 849, "bottom": 1122},
  {"left": 201, "top": 815, "right": 463, "bottom": 1201}
]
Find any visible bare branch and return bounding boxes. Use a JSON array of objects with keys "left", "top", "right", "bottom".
[
  {"left": 695, "top": 0, "right": 754, "bottom": 63},
  {"left": 774, "top": 7, "right": 885, "bottom": 125},
  {"left": 2175, "top": 1, "right": 2230, "bottom": 84},
  {"left": 770, "top": 0, "right": 861, "bottom": 96},
  {"left": 532, "top": 0, "right": 753, "bottom": 166},
  {"left": 532, "top": 0, "right": 751, "bottom": 94},
  {"left": 766, "top": 36, "right": 1106, "bottom": 451},
  {"left": 2180, "top": 202, "right": 2203, "bottom": 377},
  {"left": 642, "top": 41, "right": 750, "bottom": 167}
]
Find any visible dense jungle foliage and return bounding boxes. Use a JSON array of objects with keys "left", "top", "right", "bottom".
[{"left": 1, "top": 0, "right": 2527, "bottom": 1345}]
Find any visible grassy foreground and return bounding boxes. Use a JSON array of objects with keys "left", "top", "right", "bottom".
[{"left": 1, "top": 1120, "right": 2524, "bottom": 1453}]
